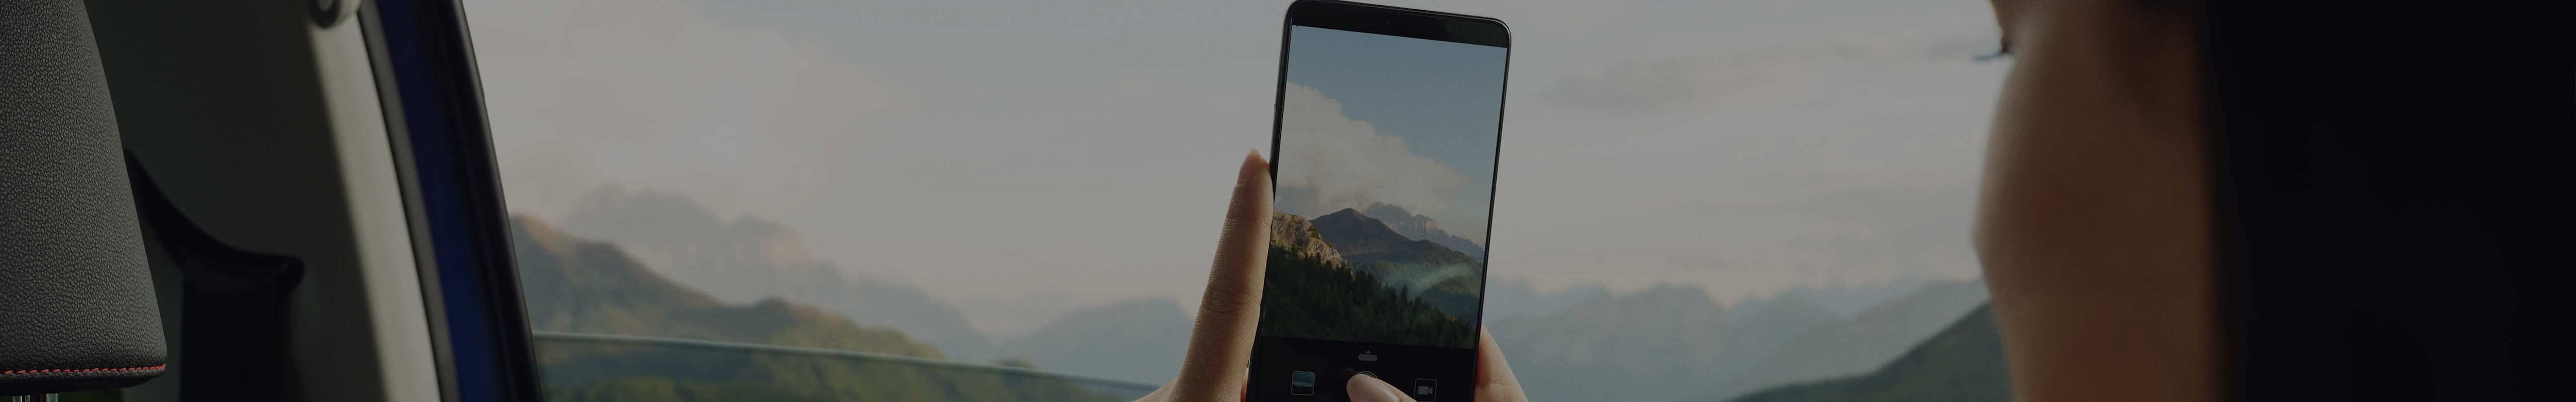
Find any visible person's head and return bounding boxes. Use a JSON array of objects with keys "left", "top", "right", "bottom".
[
  {"left": 1973, "top": 0, "right": 2212, "bottom": 400},
  {"left": 1975, "top": 1, "right": 2564, "bottom": 400}
]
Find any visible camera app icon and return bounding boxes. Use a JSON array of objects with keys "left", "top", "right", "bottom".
[{"left": 1289, "top": 371, "right": 1316, "bottom": 396}]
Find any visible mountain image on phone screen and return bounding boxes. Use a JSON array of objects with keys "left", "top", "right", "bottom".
[{"left": 1262, "top": 25, "right": 1506, "bottom": 349}]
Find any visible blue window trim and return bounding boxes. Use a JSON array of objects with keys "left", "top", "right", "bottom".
[{"left": 367, "top": 0, "right": 540, "bottom": 400}]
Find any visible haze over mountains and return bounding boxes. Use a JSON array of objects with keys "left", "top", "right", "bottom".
[
  {"left": 526, "top": 186, "right": 2001, "bottom": 400},
  {"left": 554, "top": 187, "right": 1000, "bottom": 363},
  {"left": 547, "top": 187, "right": 1205, "bottom": 384},
  {"left": 1308, "top": 208, "right": 1484, "bottom": 321},
  {"left": 514, "top": 217, "right": 942, "bottom": 359},
  {"left": 1491, "top": 279, "right": 1991, "bottom": 402},
  {"left": 1484, "top": 277, "right": 1609, "bottom": 321},
  {"left": 511, "top": 217, "right": 1125, "bottom": 401},
  {"left": 1772, "top": 275, "right": 1938, "bottom": 319},
  {"left": 1701, "top": 281, "right": 1993, "bottom": 400},
  {"left": 1722, "top": 304, "right": 2006, "bottom": 402},
  {"left": 999, "top": 299, "right": 1193, "bottom": 384}
]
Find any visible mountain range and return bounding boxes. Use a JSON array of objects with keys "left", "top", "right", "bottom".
[
  {"left": 1772, "top": 275, "right": 1938, "bottom": 319},
  {"left": 514, "top": 217, "right": 942, "bottom": 358},
  {"left": 985, "top": 276, "right": 1988, "bottom": 396},
  {"left": 1311, "top": 208, "right": 1479, "bottom": 267},
  {"left": 529, "top": 186, "right": 2004, "bottom": 400},
  {"left": 1490, "top": 284, "right": 1817, "bottom": 402},
  {"left": 1362, "top": 203, "right": 1486, "bottom": 259},
  {"left": 511, "top": 217, "right": 1122, "bottom": 401},
  {"left": 1723, "top": 304, "right": 2006, "bottom": 402},
  {"left": 1694, "top": 280, "right": 1993, "bottom": 401},
  {"left": 999, "top": 299, "right": 1194, "bottom": 384},
  {"left": 1309, "top": 208, "right": 1483, "bottom": 321},
  {"left": 1482, "top": 277, "right": 1610, "bottom": 322},
  {"left": 1488, "top": 278, "right": 1991, "bottom": 402},
  {"left": 555, "top": 187, "right": 1000, "bottom": 363},
  {"left": 1316, "top": 209, "right": 1485, "bottom": 316}
]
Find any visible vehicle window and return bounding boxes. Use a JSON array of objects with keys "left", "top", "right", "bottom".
[{"left": 466, "top": 0, "right": 2007, "bottom": 400}]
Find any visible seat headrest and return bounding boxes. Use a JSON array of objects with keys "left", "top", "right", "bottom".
[{"left": 2, "top": 0, "right": 170, "bottom": 395}]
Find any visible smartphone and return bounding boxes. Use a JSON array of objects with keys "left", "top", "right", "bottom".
[{"left": 1249, "top": 1, "right": 1509, "bottom": 400}]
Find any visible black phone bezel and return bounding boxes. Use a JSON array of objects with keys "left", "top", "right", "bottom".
[
  {"left": 1255, "top": 1, "right": 1510, "bottom": 401},
  {"left": 1280, "top": 0, "right": 1510, "bottom": 48}
]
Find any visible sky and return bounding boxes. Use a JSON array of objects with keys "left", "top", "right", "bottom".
[
  {"left": 464, "top": 0, "right": 2009, "bottom": 336},
  {"left": 1276, "top": 25, "right": 1506, "bottom": 240}
]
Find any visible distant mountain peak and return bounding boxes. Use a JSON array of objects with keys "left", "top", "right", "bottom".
[
  {"left": 1364, "top": 203, "right": 1439, "bottom": 232},
  {"left": 1360, "top": 203, "right": 1486, "bottom": 260},
  {"left": 1309, "top": 209, "right": 1475, "bottom": 267},
  {"left": 1311, "top": 209, "right": 1405, "bottom": 249},
  {"left": 1322, "top": 207, "right": 1368, "bottom": 220}
]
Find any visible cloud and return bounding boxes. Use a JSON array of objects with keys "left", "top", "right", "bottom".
[
  {"left": 469, "top": 0, "right": 911, "bottom": 223},
  {"left": 1544, "top": 30, "right": 1995, "bottom": 114},
  {"left": 1276, "top": 83, "right": 1468, "bottom": 218}
]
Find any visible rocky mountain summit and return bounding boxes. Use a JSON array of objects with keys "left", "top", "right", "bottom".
[{"left": 1269, "top": 211, "right": 1347, "bottom": 267}]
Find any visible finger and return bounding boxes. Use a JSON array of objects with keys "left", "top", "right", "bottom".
[
  {"left": 1475, "top": 328, "right": 1529, "bottom": 402},
  {"left": 1162, "top": 150, "right": 1274, "bottom": 401},
  {"left": 1347, "top": 374, "right": 1419, "bottom": 402}
]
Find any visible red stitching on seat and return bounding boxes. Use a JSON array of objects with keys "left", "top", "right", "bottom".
[{"left": 1, "top": 364, "right": 167, "bottom": 375}]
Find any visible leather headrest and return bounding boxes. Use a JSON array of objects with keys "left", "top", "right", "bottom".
[{"left": 2, "top": 0, "right": 170, "bottom": 395}]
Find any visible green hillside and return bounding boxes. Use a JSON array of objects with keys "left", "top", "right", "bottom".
[
  {"left": 1724, "top": 304, "right": 2007, "bottom": 402},
  {"left": 512, "top": 217, "right": 1121, "bottom": 401},
  {"left": 1259, "top": 242, "right": 1477, "bottom": 348}
]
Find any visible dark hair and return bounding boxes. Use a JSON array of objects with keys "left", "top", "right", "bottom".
[{"left": 2200, "top": 2, "right": 2570, "bottom": 399}]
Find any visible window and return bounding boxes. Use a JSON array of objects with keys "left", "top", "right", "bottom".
[{"left": 468, "top": 0, "right": 2007, "bottom": 400}]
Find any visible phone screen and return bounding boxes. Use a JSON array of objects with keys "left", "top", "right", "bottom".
[{"left": 1251, "top": 3, "right": 1507, "bottom": 400}]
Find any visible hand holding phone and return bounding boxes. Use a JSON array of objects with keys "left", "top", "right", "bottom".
[
  {"left": 1140, "top": 2, "right": 1515, "bottom": 401},
  {"left": 1132, "top": 152, "right": 1524, "bottom": 402},
  {"left": 1250, "top": 1, "right": 1511, "bottom": 400}
]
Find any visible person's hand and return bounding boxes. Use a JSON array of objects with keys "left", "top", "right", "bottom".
[
  {"left": 1136, "top": 151, "right": 1528, "bottom": 402},
  {"left": 1342, "top": 329, "right": 1528, "bottom": 402},
  {"left": 1132, "top": 150, "right": 1273, "bottom": 402}
]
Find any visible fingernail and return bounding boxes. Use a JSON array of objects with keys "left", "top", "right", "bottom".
[
  {"left": 1346, "top": 374, "right": 1408, "bottom": 402},
  {"left": 1239, "top": 150, "right": 1270, "bottom": 184}
]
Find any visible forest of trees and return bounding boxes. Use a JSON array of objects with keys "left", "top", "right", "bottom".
[{"left": 1258, "top": 244, "right": 1477, "bottom": 348}]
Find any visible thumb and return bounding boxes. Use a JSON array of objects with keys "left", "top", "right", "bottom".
[
  {"left": 1347, "top": 375, "right": 1419, "bottom": 402},
  {"left": 1158, "top": 150, "right": 1273, "bottom": 401}
]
